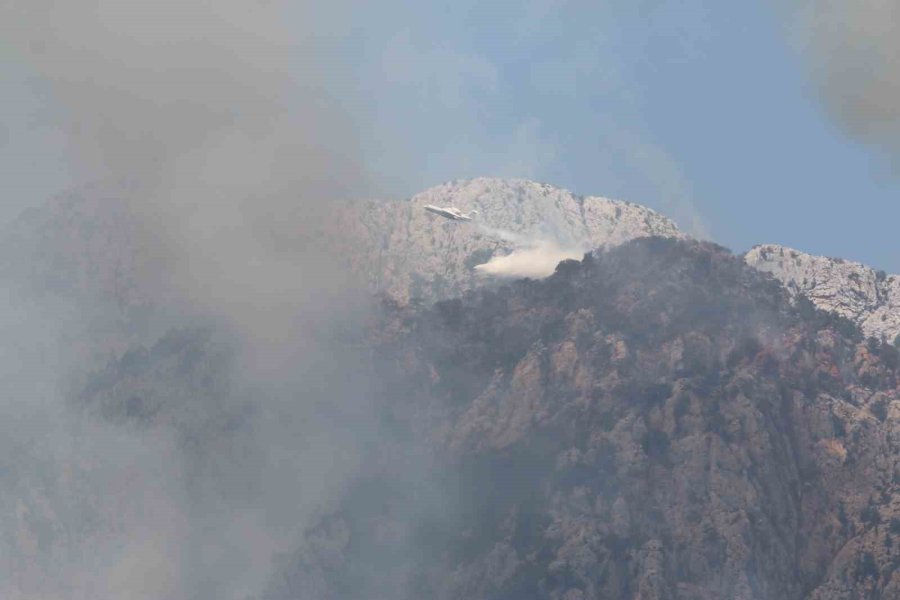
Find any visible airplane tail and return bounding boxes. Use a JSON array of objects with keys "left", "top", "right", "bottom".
[{"left": 466, "top": 210, "right": 479, "bottom": 219}]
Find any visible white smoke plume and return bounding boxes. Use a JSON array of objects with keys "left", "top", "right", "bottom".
[
  {"left": 474, "top": 222, "right": 585, "bottom": 279},
  {"left": 474, "top": 240, "right": 584, "bottom": 279}
]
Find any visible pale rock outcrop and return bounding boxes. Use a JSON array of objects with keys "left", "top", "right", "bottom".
[{"left": 745, "top": 244, "right": 900, "bottom": 343}]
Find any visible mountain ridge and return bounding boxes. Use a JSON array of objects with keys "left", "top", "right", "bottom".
[
  {"left": 744, "top": 243, "right": 900, "bottom": 344},
  {"left": 4, "top": 178, "right": 899, "bottom": 345},
  {"left": 327, "top": 177, "right": 684, "bottom": 302}
]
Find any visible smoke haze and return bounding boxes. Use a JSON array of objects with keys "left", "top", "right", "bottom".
[
  {"left": 785, "top": 0, "right": 900, "bottom": 167},
  {"left": 3, "top": 0, "right": 390, "bottom": 369},
  {"left": 0, "top": 2, "right": 386, "bottom": 598},
  {"left": 6, "top": 3, "right": 900, "bottom": 597}
]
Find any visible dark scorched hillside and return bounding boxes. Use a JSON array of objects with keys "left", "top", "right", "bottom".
[{"left": 264, "top": 238, "right": 900, "bottom": 600}]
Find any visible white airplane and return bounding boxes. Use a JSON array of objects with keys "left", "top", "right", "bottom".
[{"left": 424, "top": 205, "right": 479, "bottom": 221}]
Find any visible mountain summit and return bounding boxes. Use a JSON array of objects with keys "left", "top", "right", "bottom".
[
  {"left": 745, "top": 244, "right": 900, "bottom": 344},
  {"left": 329, "top": 177, "right": 684, "bottom": 301}
]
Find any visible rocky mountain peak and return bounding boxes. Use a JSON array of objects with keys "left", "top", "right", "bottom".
[
  {"left": 745, "top": 244, "right": 900, "bottom": 344},
  {"left": 330, "top": 177, "right": 684, "bottom": 302}
]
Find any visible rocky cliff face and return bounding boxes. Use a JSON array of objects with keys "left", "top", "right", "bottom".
[
  {"left": 265, "top": 238, "right": 900, "bottom": 600},
  {"left": 328, "top": 178, "right": 683, "bottom": 302},
  {"left": 745, "top": 244, "right": 900, "bottom": 344}
]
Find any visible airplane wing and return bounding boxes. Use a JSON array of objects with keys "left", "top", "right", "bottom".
[{"left": 423, "top": 205, "right": 473, "bottom": 221}]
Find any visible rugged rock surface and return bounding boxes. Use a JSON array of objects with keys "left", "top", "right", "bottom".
[
  {"left": 329, "top": 177, "right": 683, "bottom": 301},
  {"left": 745, "top": 244, "right": 900, "bottom": 344},
  {"left": 265, "top": 239, "right": 900, "bottom": 600}
]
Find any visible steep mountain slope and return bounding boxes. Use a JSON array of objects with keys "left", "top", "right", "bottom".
[
  {"left": 745, "top": 244, "right": 900, "bottom": 344},
  {"left": 265, "top": 239, "right": 900, "bottom": 600}
]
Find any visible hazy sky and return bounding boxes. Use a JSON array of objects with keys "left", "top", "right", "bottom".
[{"left": 3, "top": 0, "right": 899, "bottom": 270}]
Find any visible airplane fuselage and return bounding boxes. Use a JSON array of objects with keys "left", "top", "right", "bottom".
[{"left": 424, "top": 205, "right": 477, "bottom": 221}]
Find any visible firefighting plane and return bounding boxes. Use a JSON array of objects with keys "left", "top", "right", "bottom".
[{"left": 424, "top": 205, "right": 479, "bottom": 222}]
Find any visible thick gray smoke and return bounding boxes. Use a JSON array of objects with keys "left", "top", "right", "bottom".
[
  {"left": 785, "top": 0, "right": 900, "bottom": 166},
  {"left": 0, "top": 2, "right": 383, "bottom": 598},
  {"left": 1, "top": 0, "right": 368, "bottom": 323},
  {"left": 1, "top": 0, "right": 362, "bottom": 187}
]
